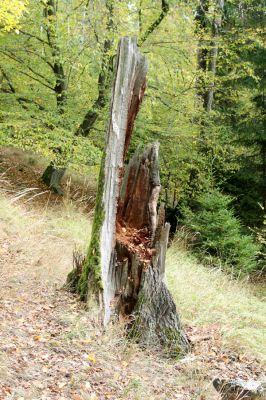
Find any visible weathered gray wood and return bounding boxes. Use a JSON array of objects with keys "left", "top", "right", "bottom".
[
  {"left": 100, "top": 37, "right": 148, "bottom": 324},
  {"left": 68, "top": 37, "right": 189, "bottom": 355},
  {"left": 213, "top": 378, "right": 266, "bottom": 400}
]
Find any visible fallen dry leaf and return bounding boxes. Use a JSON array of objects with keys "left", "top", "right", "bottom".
[{"left": 72, "top": 394, "right": 82, "bottom": 400}]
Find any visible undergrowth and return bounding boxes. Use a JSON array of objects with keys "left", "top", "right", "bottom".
[
  {"left": 167, "top": 241, "right": 266, "bottom": 363},
  {"left": 0, "top": 192, "right": 265, "bottom": 365},
  {"left": 181, "top": 189, "right": 260, "bottom": 276}
]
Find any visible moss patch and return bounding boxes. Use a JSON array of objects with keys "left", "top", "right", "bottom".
[{"left": 78, "top": 156, "right": 105, "bottom": 301}]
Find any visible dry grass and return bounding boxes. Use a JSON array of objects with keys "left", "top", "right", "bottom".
[
  {"left": 0, "top": 193, "right": 91, "bottom": 287},
  {"left": 167, "top": 242, "right": 266, "bottom": 363},
  {"left": 0, "top": 175, "right": 265, "bottom": 399},
  {"left": 0, "top": 193, "right": 220, "bottom": 399},
  {"left": 0, "top": 146, "right": 97, "bottom": 212}
]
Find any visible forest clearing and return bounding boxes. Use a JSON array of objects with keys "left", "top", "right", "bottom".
[
  {"left": 0, "top": 148, "right": 265, "bottom": 399},
  {"left": 0, "top": 0, "right": 265, "bottom": 399}
]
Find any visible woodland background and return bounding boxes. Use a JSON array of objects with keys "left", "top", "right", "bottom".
[
  {"left": 0, "top": 0, "right": 265, "bottom": 276},
  {"left": 0, "top": 2, "right": 266, "bottom": 399}
]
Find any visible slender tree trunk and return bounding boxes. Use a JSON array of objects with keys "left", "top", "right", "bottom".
[
  {"left": 137, "top": 0, "right": 169, "bottom": 47},
  {"left": 262, "top": 140, "right": 266, "bottom": 211},
  {"left": 206, "top": 0, "right": 224, "bottom": 112},
  {"left": 75, "top": 0, "right": 114, "bottom": 137},
  {"left": 76, "top": 0, "right": 170, "bottom": 138},
  {"left": 68, "top": 37, "right": 189, "bottom": 355},
  {"left": 41, "top": 0, "right": 68, "bottom": 192},
  {"left": 44, "top": 0, "right": 67, "bottom": 113},
  {"left": 75, "top": 37, "right": 113, "bottom": 136},
  {"left": 196, "top": 0, "right": 224, "bottom": 112},
  {"left": 195, "top": 0, "right": 209, "bottom": 108}
]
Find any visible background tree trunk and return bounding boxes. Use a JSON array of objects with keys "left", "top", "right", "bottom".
[
  {"left": 76, "top": 0, "right": 170, "bottom": 138},
  {"left": 43, "top": 0, "right": 67, "bottom": 113},
  {"left": 196, "top": 0, "right": 224, "bottom": 112},
  {"left": 75, "top": 0, "right": 114, "bottom": 137},
  {"left": 68, "top": 37, "right": 189, "bottom": 355},
  {"left": 41, "top": 0, "right": 67, "bottom": 192},
  {"left": 206, "top": 0, "right": 224, "bottom": 112}
]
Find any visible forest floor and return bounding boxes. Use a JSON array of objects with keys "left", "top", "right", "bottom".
[{"left": 0, "top": 148, "right": 265, "bottom": 400}]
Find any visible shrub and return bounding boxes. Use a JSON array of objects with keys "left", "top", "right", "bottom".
[
  {"left": 181, "top": 189, "right": 260, "bottom": 276},
  {"left": 252, "top": 211, "right": 266, "bottom": 272}
]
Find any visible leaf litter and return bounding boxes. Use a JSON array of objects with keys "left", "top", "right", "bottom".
[{"left": 0, "top": 157, "right": 265, "bottom": 399}]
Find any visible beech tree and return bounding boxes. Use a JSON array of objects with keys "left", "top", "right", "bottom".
[
  {"left": 40, "top": 0, "right": 68, "bottom": 194},
  {"left": 0, "top": 0, "right": 28, "bottom": 32},
  {"left": 75, "top": 0, "right": 170, "bottom": 138}
]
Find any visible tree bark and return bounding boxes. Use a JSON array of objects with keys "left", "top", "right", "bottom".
[
  {"left": 68, "top": 37, "right": 189, "bottom": 355},
  {"left": 213, "top": 377, "right": 266, "bottom": 399},
  {"left": 262, "top": 140, "right": 266, "bottom": 211},
  {"left": 195, "top": 0, "right": 209, "bottom": 108},
  {"left": 75, "top": 0, "right": 114, "bottom": 137},
  {"left": 74, "top": 36, "right": 113, "bottom": 137},
  {"left": 41, "top": 0, "right": 68, "bottom": 192},
  {"left": 206, "top": 0, "right": 224, "bottom": 112},
  {"left": 43, "top": 0, "right": 67, "bottom": 113},
  {"left": 76, "top": 0, "right": 170, "bottom": 138},
  {"left": 115, "top": 143, "right": 189, "bottom": 354},
  {"left": 196, "top": 0, "right": 224, "bottom": 112},
  {"left": 137, "top": 0, "right": 169, "bottom": 47}
]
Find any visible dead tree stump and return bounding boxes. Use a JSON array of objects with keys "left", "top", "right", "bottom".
[
  {"left": 68, "top": 37, "right": 189, "bottom": 355},
  {"left": 41, "top": 162, "right": 66, "bottom": 195}
]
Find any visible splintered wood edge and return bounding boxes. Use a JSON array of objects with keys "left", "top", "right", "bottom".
[{"left": 100, "top": 37, "right": 148, "bottom": 324}]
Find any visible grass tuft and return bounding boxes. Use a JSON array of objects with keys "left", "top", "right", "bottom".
[
  {"left": 1, "top": 190, "right": 265, "bottom": 363},
  {"left": 166, "top": 243, "right": 266, "bottom": 362}
]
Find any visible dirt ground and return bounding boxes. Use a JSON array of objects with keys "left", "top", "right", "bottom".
[
  {"left": 0, "top": 147, "right": 264, "bottom": 400},
  {"left": 0, "top": 179, "right": 203, "bottom": 400}
]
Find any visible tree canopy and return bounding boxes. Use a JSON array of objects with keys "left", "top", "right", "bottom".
[
  {"left": 0, "top": 0, "right": 265, "bottom": 274},
  {"left": 0, "top": 0, "right": 28, "bottom": 32}
]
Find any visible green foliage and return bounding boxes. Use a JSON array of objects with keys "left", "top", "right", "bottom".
[
  {"left": 0, "top": 98, "right": 101, "bottom": 172},
  {"left": 0, "top": 0, "right": 200, "bottom": 186},
  {"left": 182, "top": 189, "right": 260, "bottom": 276},
  {"left": 0, "top": 0, "right": 28, "bottom": 32},
  {"left": 213, "top": 0, "right": 266, "bottom": 226},
  {"left": 0, "top": 0, "right": 265, "bottom": 279},
  {"left": 251, "top": 209, "right": 266, "bottom": 271}
]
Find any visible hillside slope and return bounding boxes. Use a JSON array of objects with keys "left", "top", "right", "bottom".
[
  {"left": 0, "top": 163, "right": 265, "bottom": 399},
  {"left": 167, "top": 247, "right": 266, "bottom": 363}
]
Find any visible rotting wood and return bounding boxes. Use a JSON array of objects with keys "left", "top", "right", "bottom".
[
  {"left": 114, "top": 142, "right": 189, "bottom": 354},
  {"left": 41, "top": 162, "right": 66, "bottom": 195},
  {"left": 68, "top": 37, "right": 189, "bottom": 355}
]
